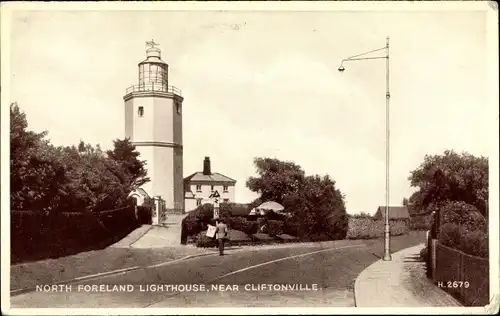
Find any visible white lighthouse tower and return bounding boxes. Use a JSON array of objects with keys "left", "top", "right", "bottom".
[{"left": 124, "top": 40, "right": 184, "bottom": 222}]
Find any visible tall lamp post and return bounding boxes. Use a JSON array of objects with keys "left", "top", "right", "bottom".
[{"left": 338, "top": 37, "right": 392, "bottom": 261}]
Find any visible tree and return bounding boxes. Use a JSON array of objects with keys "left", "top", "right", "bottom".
[
  {"left": 408, "top": 150, "right": 488, "bottom": 217},
  {"left": 10, "top": 103, "right": 66, "bottom": 211},
  {"left": 106, "top": 138, "right": 150, "bottom": 190},
  {"left": 246, "top": 157, "right": 305, "bottom": 204},
  {"left": 246, "top": 157, "right": 348, "bottom": 240},
  {"left": 285, "top": 174, "right": 347, "bottom": 239},
  {"left": 402, "top": 197, "right": 409, "bottom": 206},
  {"left": 10, "top": 103, "right": 144, "bottom": 213}
]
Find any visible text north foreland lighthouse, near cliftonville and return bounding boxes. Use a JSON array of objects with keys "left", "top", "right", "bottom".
[{"left": 36, "top": 284, "right": 320, "bottom": 293}]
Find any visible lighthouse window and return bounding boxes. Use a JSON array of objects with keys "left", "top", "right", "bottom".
[
  {"left": 176, "top": 101, "right": 181, "bottom": 114},
  {"left": 138, "top": 106, "right": 144, "bottom": 117}
]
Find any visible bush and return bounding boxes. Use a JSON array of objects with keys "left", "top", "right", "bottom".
[
  {"left": 11, "top": 208, "right": 140, "bottom": 264},
  {"left": 346, "top": 217, "right": 409, "bottom": 239},
  {"left": 459, "top": 230, "right": 488, "bottom": 258},
  {"left": 438, "top": 223, "right": 463, "bottom": 249},
  {"left": 439, "top": 222, "right": 488, "bottom": 258},
  {"left": 410, "top": 215, "right": 432, "bottom": 231},
  {"left": 227, "top": 217, "right": 258, "bottom": 235},
  {"left": 265, "top": 220, "right": 284, "bottom": 237},
  {"left": 181, "top": 204, "right": 232, "bottom": 237},
  {"left": 182, "top": 216, "right": 202, "bottom": 236},
  {"left": 441, "top": 201, "right": 486, "bottom": 231},
  {"left": 283, "top": 219, "right": 301, "bottom": 237},
  {"left": 326, "top": 212, "right": 349, "bottom": 240},
  {"left": 194, "top": 231, "right": 217, "bottom": 248},
  {"left": 349, "top": 212, "right": 374, "bottom": 219},
  {"left": 220, "top": 203, "right": 250, "bottom": 217}
]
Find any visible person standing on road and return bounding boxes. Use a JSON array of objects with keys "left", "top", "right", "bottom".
[{"left": 216, "top": 218, "right": 228, "bottom": 256}]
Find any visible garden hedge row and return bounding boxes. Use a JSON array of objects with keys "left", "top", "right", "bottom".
[{"left": 346, "top": 217, "right": 409, "bottom": 239}]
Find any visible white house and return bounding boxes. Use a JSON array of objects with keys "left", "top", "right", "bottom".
[{"left": 184, "top": 157, "right": 236, "bottom": 212}]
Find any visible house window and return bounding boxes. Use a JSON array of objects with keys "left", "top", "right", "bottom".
[
  {"left": 223, "top": 198, "right": 229, "bottom": 203},
  {"left": 211, "top": 185, "right": 215, "bottom": 192},
  {"left": 223, "top": 185, "right": 229, "bottom": 192},
  {"left": 195, "top": 185, "right": 202, "bottom": 192},
  {"left": 138, "top": 106, "right": 144, "bottom": 117},
  {"left": 196, "top": 199, "right": 202, "bottom": 207}
]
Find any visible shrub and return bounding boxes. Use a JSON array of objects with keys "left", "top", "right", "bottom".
[
  {"left": 349, "top": 212, "right": 374, "bottom": 219},
  {"left": 441, "top": 201, "right": 486, "bottom": 232},
  {"left": 227, "top": 217, "right": 258, "bottom": 235},
  {"left": 194, "top": 231, "right": 217, "bottom": 248},
  {"left": 346, "top": 217, "right": 409, "bottom": 239},
  {"left": 283, "top": 219, "right": 301, "bottom": 237},
  {"left": 459, "top": 230, "right": 488, "bottom": 258},
  {"left": 439, "top": 222, "right": 488, "bottom": 258},
  {"left": 410, "top": 215, "right": 432, "bottom": 231},
  {"left": 220, "top": 202, "right": 250, "bottom": 217},
  {"left": 326, "top": 212, "right": 349, "bottom": 240},
  {"left": 439, "top": 223, "right": 463, "bottom": 249},
  {"left": 265, "top": 220, "right": 284, "bottom": 237},
  {"left": 266, "top": 211, "right": 287, "bottom": 221},
  {"left": 182, "top": 216, "right": 202, "bottom": 236},
  {"left": 181, "top": 204, "right": 232, "bottom": 237}
]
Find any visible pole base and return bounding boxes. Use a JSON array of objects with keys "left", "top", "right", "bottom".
[{"left": 382, "top": 253, "right": 392, "bottom": 261}]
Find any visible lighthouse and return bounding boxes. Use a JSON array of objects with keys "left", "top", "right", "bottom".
[{"left": 124, "top": 40, "right": 184, "bottom": 221}]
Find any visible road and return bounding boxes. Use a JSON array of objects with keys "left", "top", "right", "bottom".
[{"left": 10, "top": 232, "right": 425, "bottom": 308}]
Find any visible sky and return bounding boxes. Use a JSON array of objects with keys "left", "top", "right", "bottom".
[{"left": 3, "top": 2, "right": 498, "bottom": 214}]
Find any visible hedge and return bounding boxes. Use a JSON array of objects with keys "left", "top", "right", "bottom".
[
  {"left": 439, "top": 223, "right": 488, "bottom": 258},
  {"left": 262, "top": 220, "right": 284, "bottom": 237},
  {"left": 227, "top": 217, "right": 258, "bottom": 235},
  {"left": 409, "top": 215, "right": 432, "bottom": 231},
  {"left": 193, "top": 231, "right": 217, "bottom": 248},
  {"left": 11, "top": 207, "right": 140, "bottom": 264},
  {"left": 283, "top": 220, "right": 301, "bottom": 237},
  {"left": 441, "top": 201, "right": 486, "bottom": 232},
  {"left": 346, "top": 217, "right": 409, "bottom": 239},
  {"left": 182, "top": 204, "right": 236, "bottom": 237}
]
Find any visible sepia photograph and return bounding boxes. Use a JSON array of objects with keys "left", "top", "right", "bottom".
[{"left": 1, "top": 1, "right": 498, "bottom": 315}]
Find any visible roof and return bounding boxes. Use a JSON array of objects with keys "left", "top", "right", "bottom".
[
  {"left": 129, "top": 188, "right": 151, "bottom": 199},
  {"left": 184, "top": 172, "right": 236, "bottom": 184},
  {"left": 375, "top": 206, "right": 410, "bottom": 219}
]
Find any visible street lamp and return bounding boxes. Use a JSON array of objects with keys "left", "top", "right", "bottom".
[{"left": 338, "top": 37, "right": 392, "bottom": 261}]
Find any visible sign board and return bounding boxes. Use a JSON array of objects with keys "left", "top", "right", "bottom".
[
  {"left": 210, "top": 190, "right": 221, "bottom": 199},
  {"left": 210, "top": 190, "right": 221, "bottom": 219},
  {"left": 206, "top": 224, "right": 216, "bottom": 238}
]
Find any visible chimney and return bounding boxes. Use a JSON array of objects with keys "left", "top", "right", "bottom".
[{"left": 203, "top": 157, "right": 211, "bottom": 175}]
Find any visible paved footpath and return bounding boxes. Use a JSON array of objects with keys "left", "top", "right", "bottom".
[{"left": 354, "top": 244, "right": 462, "bottom": 307}]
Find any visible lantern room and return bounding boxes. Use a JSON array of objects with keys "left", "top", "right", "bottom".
[{"left": 138, "top": 40, "right": 169, "bottom": 91}]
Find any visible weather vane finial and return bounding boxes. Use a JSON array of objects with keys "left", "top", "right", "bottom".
[{"left": 146, "top": 39, "right": 159, "bottom": 49}]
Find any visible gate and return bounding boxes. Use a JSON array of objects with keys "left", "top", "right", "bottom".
[{"left": 152, "top": 197, "right": 167, "bottom": 225}]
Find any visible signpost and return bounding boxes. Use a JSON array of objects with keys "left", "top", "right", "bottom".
[{"left": 210, "top": 190, "right": 221, "bottom": 219}]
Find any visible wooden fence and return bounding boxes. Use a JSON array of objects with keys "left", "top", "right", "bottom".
[{"left": 434, "top": 243, "right": 489, "bottom": 306}]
